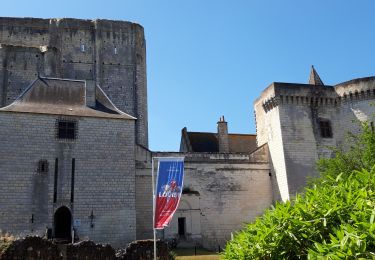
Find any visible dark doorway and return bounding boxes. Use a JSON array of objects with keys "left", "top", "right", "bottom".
[
  {"left": 54, "top": 206, "right": 72, "bottom": 242},
  {"left": 178, "top": 217, "right": 186, "bottom": 238}
]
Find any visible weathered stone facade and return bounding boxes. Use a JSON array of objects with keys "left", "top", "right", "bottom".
[
  {"left": 135, "top": 145, "right": 272, "bottom": 250},
  {"left": 0, "top": 78, "right": 136, "bottom": 248},
  {"left": 254, "top": 73, "right": 375, "bottom": 201},
  {"left": 1, "top": 17, "right": 375, "bottom": 252},
  {"left": 0, "top": 17, "right": 148, "bottom": 147}
]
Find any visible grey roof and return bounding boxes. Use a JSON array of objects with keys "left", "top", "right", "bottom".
[
  {"left": 309, "top": 65, "right": 324, "bottom": 85},
  {"left": 183, "top": 130, "right": 257, "bottom": 153},
  {"left": 0, "top": 77, "right": 136, "bottom": 120}
]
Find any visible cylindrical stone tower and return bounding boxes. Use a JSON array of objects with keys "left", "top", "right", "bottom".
[{"left": 0, "top": 17, "right": 148, "bottom": 147}]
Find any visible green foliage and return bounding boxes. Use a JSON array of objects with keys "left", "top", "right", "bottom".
[
  {"left": 223, "top": 124, "right": 375, "bottom": 259},
  {"left": 317, "top": 123, "right": 375, "bottom": 178}
]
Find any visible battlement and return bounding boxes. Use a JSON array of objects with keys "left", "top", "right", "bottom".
[
  {"left": 254, "top": 69, "right": 375, "bottom": 201},
  {"left": 0, "top": 17, "right": 143, "bottom": 31},
  {"left": 257, "top": 76, "right": 375, "bottom": 113}
]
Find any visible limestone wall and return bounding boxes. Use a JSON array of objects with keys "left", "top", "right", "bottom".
[
  {"left": 0, "top": 112, "right": 136, "bottom": 247},
  {"left": 0, "top": 17, "right": 148, "bottom": 147},
  {"left": 254, "top": 78, "right": 375, "bottom": 200},
  {"left": 254, "top": 91, "right": 289, "bottom": 202},
  {"left": 135, "top": 149, "right": 273, "bottom": 250}
]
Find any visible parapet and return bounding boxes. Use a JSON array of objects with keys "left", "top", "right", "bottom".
[{"left": 255, "top": 76, "right": 375, "bottom": 113}]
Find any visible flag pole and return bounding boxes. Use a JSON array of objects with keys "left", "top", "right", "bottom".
[{"left": 151, "top": 157, "right": 157, "bottom": 260}]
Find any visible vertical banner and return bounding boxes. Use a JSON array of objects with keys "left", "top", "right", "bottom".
[{"left": 154, "top": 158, "right": 184, "bottom": 229}]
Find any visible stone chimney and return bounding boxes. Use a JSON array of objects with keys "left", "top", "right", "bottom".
[
  {"left": 85, "top": 80, "right": 96, "bottom": 108},
  {"left": 217, "top": 115, "right": 229, "bottom": 153}
]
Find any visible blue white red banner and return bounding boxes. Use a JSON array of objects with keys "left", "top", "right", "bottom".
[{"left": 154, "top": 158, "right": 184, "bottom": 229}]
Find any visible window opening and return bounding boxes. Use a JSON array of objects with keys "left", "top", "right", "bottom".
[
  {"left": 38, "top": 159, "right": 49, "bottom": 174},
  {"left": 57, "top": 120, "right": 77, "bottom": 140},
  {"left": 319, "top": 120, "right": 332, "bottom": 138}
]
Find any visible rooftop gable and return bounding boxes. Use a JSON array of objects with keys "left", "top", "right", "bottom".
[{"left": 0, "top": 77, "right": 136, "bottom": 120}]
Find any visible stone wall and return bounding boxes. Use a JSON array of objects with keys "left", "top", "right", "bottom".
[
  {"left": 66, "top": 240, "right": 116, "bottom": 260},
  {"left": 0, "top": 236, "right": 61, "bottom": 260},
  {"left": 254, "top": 95, "right": 289, "bottom": 201},
  {"left": 0, "top": 17, "right": 148, "bottom": 147},
  {"left": 135, "top": 147, "right": 273, "bottom": 250},
  {"left": 116, "top": 239, "right": 172, "bottom": 260},
  {"left": 0, "top": 237, "right": 171, "bottom": 260},
  {"left": 0, "top": 112, "right": 136, "bottom": 247},
  {"left": 254, "top": 78, "right": 375, "bottom": 200}
]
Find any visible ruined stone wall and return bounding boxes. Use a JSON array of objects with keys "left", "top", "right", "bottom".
[
  {"left": 255, "top": 78, "right": 375, "bottom": 200},
  {"left": 0, "top": 17, "right": 148, "bottom": 147},
  {"left": 135, "top": 148, "right": 273, "bottom": 251},
  {"left": 0, "top": 112, "right": 136, "bottom": 248}
]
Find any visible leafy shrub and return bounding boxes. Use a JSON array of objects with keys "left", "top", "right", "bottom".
[{"left": 223, "top": 124, "right": 375, "bottom": 259}]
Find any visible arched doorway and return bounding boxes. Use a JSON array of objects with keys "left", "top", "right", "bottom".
[{"left": 54, "top": 206, "right": 72, "bottom": 242}]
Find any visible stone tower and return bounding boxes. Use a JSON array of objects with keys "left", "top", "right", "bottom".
[
  {"left": 0, "top": 17, "right": 148, "bottom": 147},
  {"left": 254, "top": 67, "right": 375, "bottom": 201}
]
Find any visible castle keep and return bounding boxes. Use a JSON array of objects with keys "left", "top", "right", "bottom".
[
  {"left": 0, "top": 17, "right": 148, "bottom": 147},
  {"left": 0, "top": 17, "right": 374, "bottom": 250}
]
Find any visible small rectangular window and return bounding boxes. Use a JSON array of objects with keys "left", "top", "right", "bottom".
[
  {"left": 80, "top": 44, "right": 85, "bottom": 52},
  {"left": 319, "top": 120, "right": 332, "bottom": 138},
  {"left": 57, "top": 120, "right": 77, "bottom": 140},
  {"left": 38, "top": 160, "right": 49, "bottom": 174}
]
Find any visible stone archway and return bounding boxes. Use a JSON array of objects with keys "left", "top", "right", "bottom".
[{"left": 54, "top": 206, "right": 72, "bottom": 242}]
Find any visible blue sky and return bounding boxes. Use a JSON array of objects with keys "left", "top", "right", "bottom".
[{"left": 1, "top": 1, "right": 375, "bottom": 151}]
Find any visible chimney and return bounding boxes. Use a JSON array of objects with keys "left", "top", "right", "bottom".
[
  {"left": 85, "top": 80, "right": 96, "bottom": 107},
  {"left": 217, "top": 115, "right": 229, "bottom": 153}
]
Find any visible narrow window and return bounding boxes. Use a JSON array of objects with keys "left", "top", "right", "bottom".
[
  {"left": 319, "top": 120, "right": 333, "bottom": 138},
  {"left": 114, "top": 47, "right": 117, "bottom": 55},
  {"left": 38, "top": 160, "right": 49, "bottom": 174},
  {"left": 80, "top": 44, "right": 85, "bottom": 52},
  {"left": 57, "top": 120, "right": 77, "bottom": 140},
  {"left": 53, "top": 158, "right": 58, "bottom": 203},
  {"left": 71, "top": 158, "right": 75, "bottom": 203}
]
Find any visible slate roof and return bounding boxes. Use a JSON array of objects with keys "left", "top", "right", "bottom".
[
  {"left": 228, "top": 134, "right": 257, "bottom": 153},
  {"left": 0, "top": 77, "right": 135, "bottom": 120},
  {"left": 184, "top": 131, "right": 257, "bottom": 153},
  {"left": 187, "top": 132, "right": 219, "bottom": 152},
  {"left": 309, "top": 65, "right": 324, "bottom": 85}
]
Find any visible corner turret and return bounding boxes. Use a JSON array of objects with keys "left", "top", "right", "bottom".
[{"left": 309, "top": 65, "right": 324, "bottom": 85}]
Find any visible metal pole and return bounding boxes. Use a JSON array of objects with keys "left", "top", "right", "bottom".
[{"left": 151, "top": 158, "right": 157, "bottom": 260}]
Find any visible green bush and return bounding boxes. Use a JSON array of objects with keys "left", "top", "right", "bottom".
[{"left": 223, "top": 124, "right": 375, "bottom": 259}]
